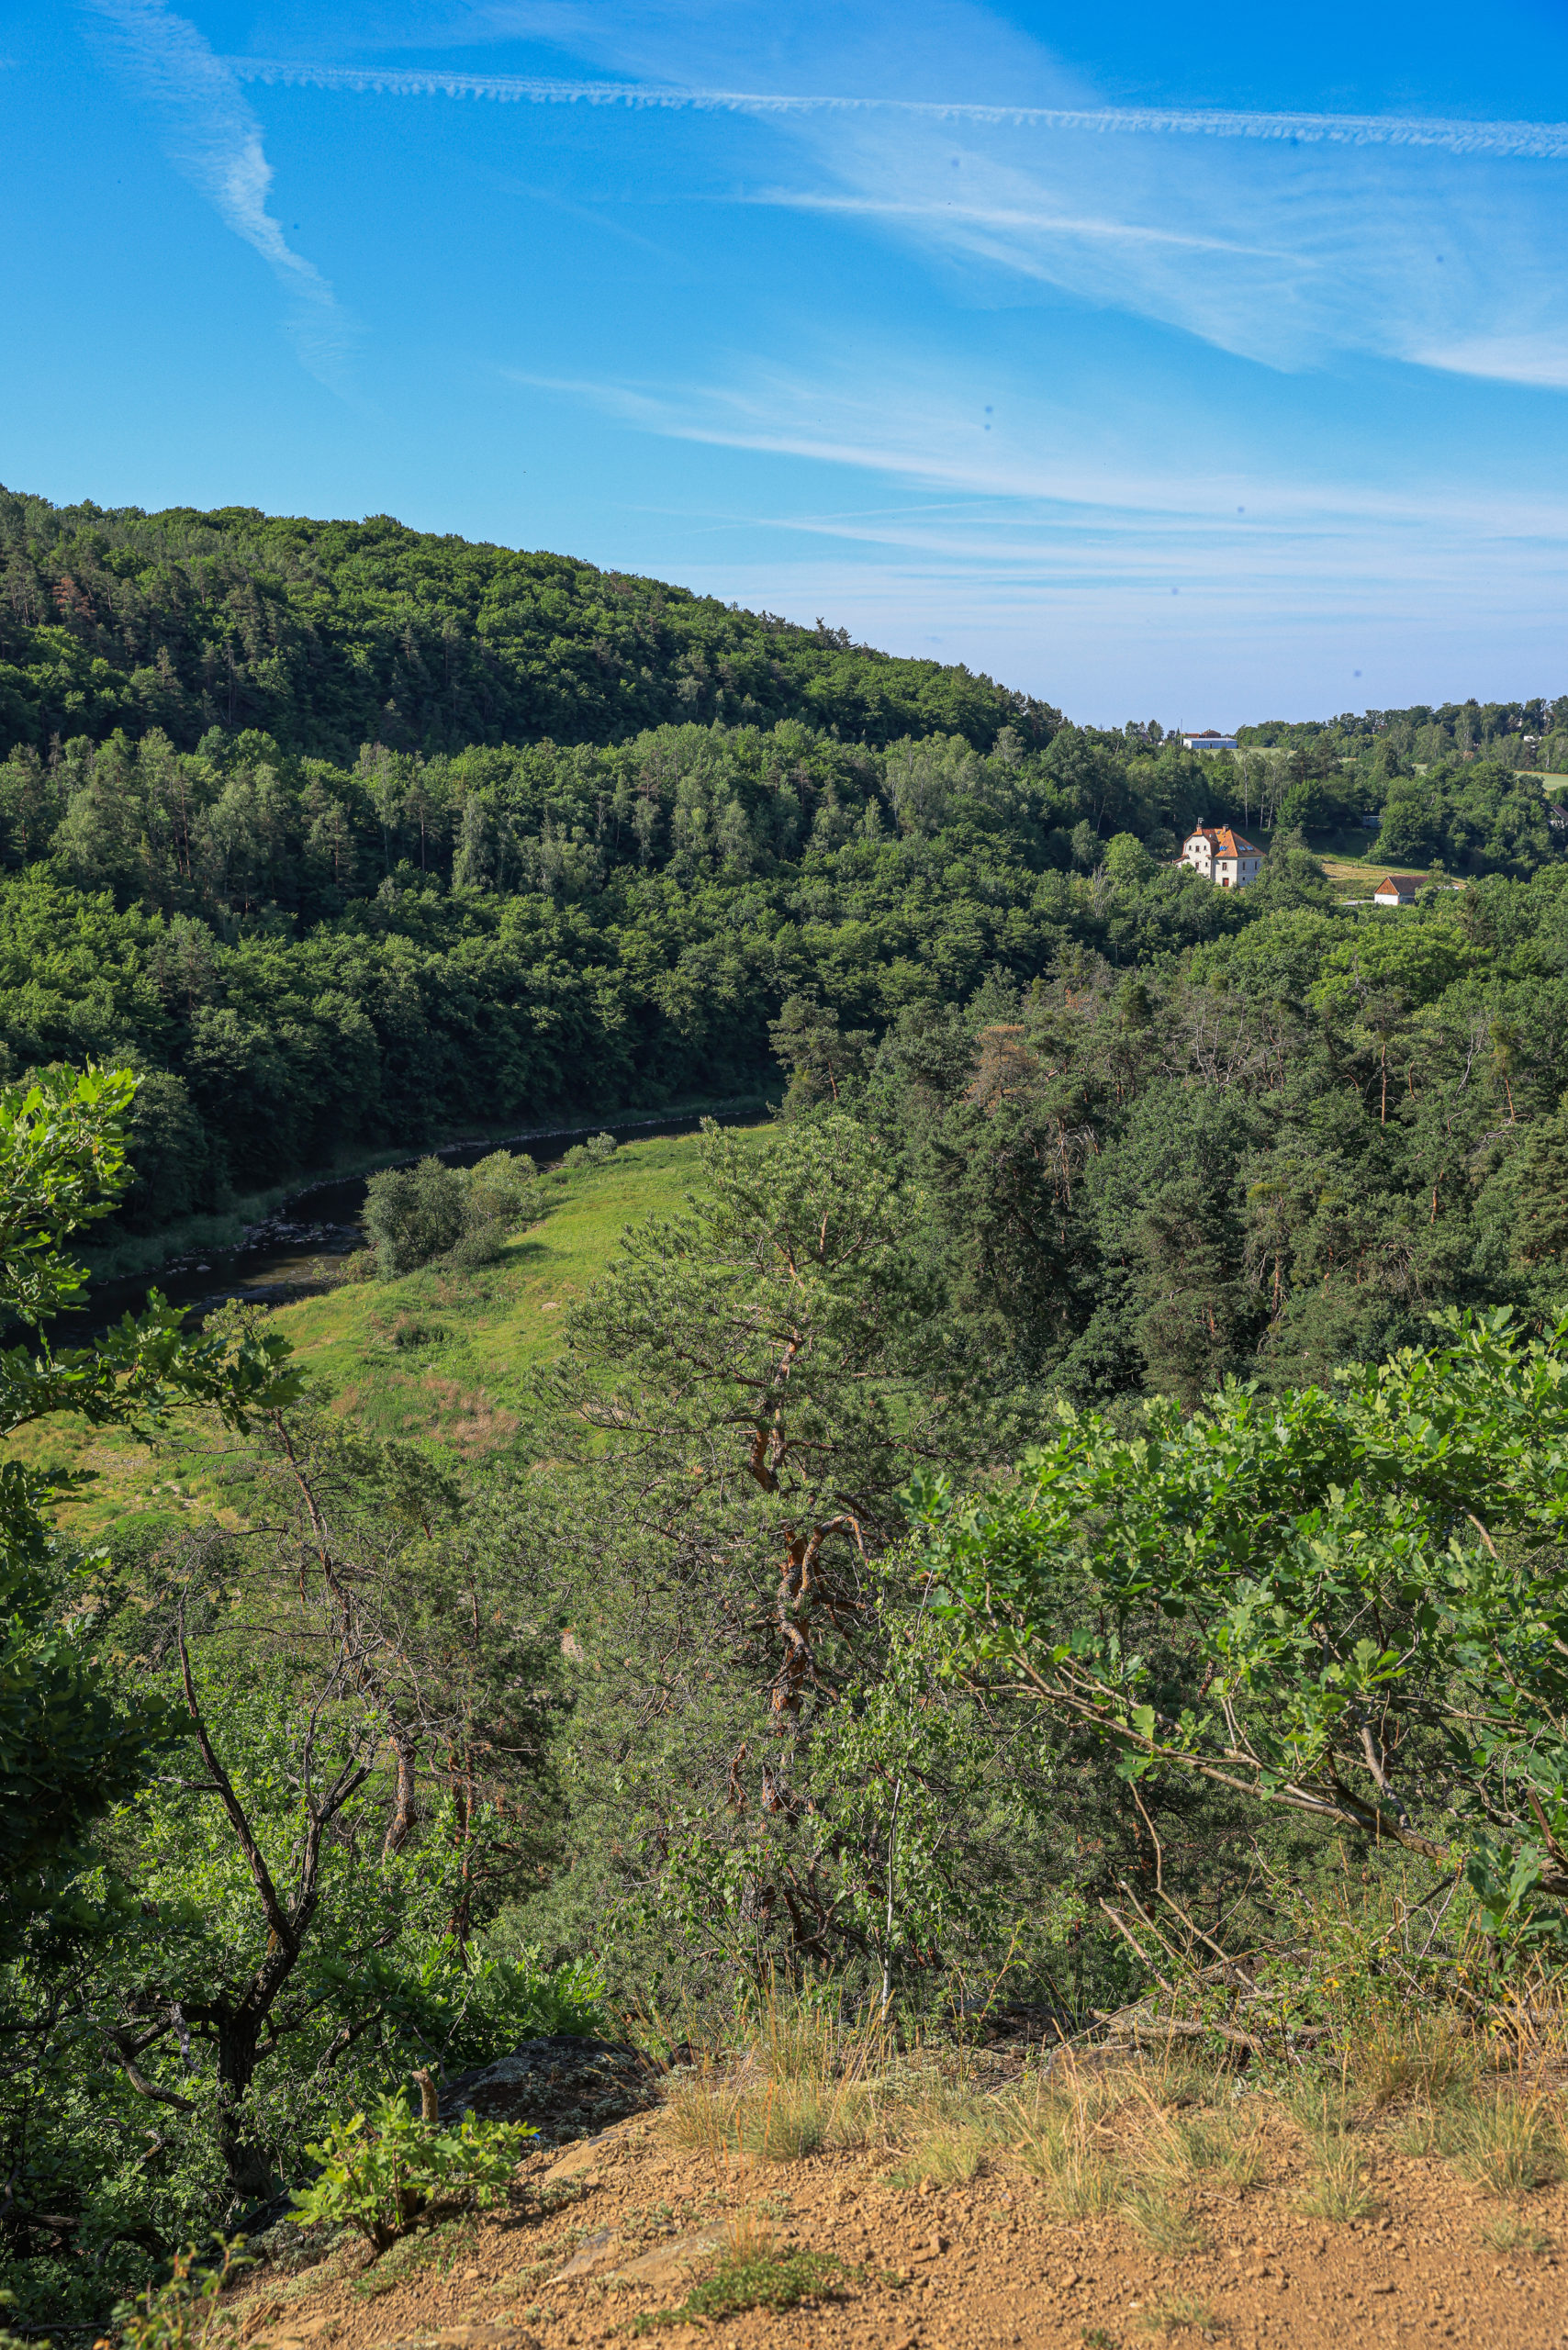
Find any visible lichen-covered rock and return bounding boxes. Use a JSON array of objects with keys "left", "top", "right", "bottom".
[{"left": 437, "top": 2035, "right": 659, "bottom": 2144}]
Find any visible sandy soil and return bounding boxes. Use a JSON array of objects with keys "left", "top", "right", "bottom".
[{"left": 232, "top": 2095, "right": 1568, "bottom": 2350}]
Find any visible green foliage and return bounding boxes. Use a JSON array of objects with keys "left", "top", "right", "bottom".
[
  {"left": 0, "top": 1066, "right": 297, "bottom": 1949},
  {"left": 916, "top": 1308, "right": 1568, "bottom": 1954},
  {"left": 363, "top": 1157, "right": 467, "bottom": 1275},
  {"left": 112, "top": 2238, "right": 251, "bottom": 2350},
  {"left": 0, "top": 490, "right": 1056, "bottom": 763},
  {"left": 290, "top": 2093, "right": 537, "bottom": 2253},
  {"left": 560, "top": 1133, "right": 617, "bottom": 1169},
  {"left": 362, "top": 1150, "right": 544, "bottom": 1278},
  {"left": 634, "top": 2247, "right": 845, "bottom": 2328},
  {"left": 490, "top": 1112, "right": 1027, "bottom": 1993}
]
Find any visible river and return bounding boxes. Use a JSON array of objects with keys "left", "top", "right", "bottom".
[{"left": 70, "top": 1111, "right": 737, "bottom": 1337}]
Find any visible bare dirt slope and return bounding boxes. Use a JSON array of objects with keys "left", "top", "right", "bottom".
[{"left": 233, "top": 2076, "right": 1568, "bottom": 2350}]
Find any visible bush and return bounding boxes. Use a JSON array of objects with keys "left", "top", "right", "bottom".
[
  {"left": 389, "top": 1316, "right": 445, "bottom": 1348},
  {"left": 448, "top": 1224, "right": 506, "bottom": 1270},
  {"left": 562, "top": 1132, "right": 617, "bottom": 1169},
  {"left": 462, "top": 1150, "right": 541, "bottom": 1229},
  {"left": 361, "top": 1150, "right": 543, "bottom": 1278},
  {"left": 362, "top": 1157, "right": 466, "bottom": 1277},
  {"left": 290, "top": 2093, "right": 537, "bottom": 2254},
  {"left": 113, "top": 2239, "right": 251, "bottom": 2350}
]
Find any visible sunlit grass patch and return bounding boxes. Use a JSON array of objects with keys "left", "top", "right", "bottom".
[
  {"left": 1295, "top": 2134, "right": 1378, "bottom": 2222},
  {"left": 1119, "top": 2185, "right": 1204, "bottom": 2255},
  {"left": 1448, "top": 2088, "right": 1562, "bottom": 2198}
]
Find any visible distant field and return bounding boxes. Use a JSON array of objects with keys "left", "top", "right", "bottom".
[
  {"left": 1317, "top": 855, "right": 1429, "bottom": 895},
  {"left": 1218, "top": 822, "right": 1427, "bottom": 898},
  {"left": 13, "top": 1125, "right": 756, "bottom": 1541}
]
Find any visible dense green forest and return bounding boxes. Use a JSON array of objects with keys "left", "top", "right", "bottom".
[
  {"left": 1237, "top": 692, "right": 1568, "bottom": 770},
  {"left": 0, "top": 487, "right": 1057, "bottom": 758},
  {"left": 0, "top": 488, "right": 1561, "bottom": 1256},
  {"left": 4, "top": 494, "right": 1568, "bottom": 2333}
]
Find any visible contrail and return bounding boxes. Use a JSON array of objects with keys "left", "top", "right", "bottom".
[{"left": 224, "top": 59, "right": 1568, "bottom": 160}]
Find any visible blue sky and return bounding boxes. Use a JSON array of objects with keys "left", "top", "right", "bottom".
[{"left": 5, "top": 2, "right": 1568, "bottom": 724}]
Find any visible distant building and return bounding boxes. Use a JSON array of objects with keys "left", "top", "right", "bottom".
[
  {"left": 1361, "top": 812, "right": 1382, "bottom": 829},
  {"left": 1181, "top": 824, "right": 1262, "bottom": 889},
  {"left": 1373, "top": 875, "right": 1421, "bottom": 906},
  {"left": 1182, "top": 730, "right": 1239, "bottom": 752}
]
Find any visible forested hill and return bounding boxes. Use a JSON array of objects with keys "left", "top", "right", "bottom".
[{"left": 0, "top": 487, "right": 1058, "bottom": 760}]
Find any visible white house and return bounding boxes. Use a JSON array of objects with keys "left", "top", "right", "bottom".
[
  {"left": 1182, "top": 824, "right": 1262, "bottom": 889},
  {"left": 1182, "top": 730, "right": 1239, "bottom": 752},
  {"left": 1372, "top": 875, "right": 1421, "bottom": 906}
]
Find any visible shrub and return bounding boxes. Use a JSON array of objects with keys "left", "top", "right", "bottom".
[
  {"left": 390, "top": 1315, "right": 446, "bottom": 1348},
  {"left": 112, "top": 2239, "right": 251, "bottom": 2350},
  {"left": 290, "top": 2093, "right": 538, "bottom": 2254},
  {"left": 362, "top": 1158, "right": 466, "bottom": 1277},
  {"left": 448, "top": 1224, "right": 506, "bottom": 1270},
  {"left": 562, "top": 1132, "right": 617, "bottom": 1169},
  {"left": 462, "top": 1150, "right": 542, "bottom": 1230},
  {"left": 635, "top": 2243, "right": 843, "bottom": 2330},
  {"left": 361, "top": 1150, "right": 544, "bottom": 1278}
]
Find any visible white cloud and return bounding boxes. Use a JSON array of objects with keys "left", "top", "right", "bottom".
[
  {"left": 510, "top": 357, "right": 1568, "bottom": 539},
  {"left": 83, "top": 1, "right": 351, "bottom": 386},
  {"left": 223, "top": 49, "right": 1568, "bottom": 391},
  {"left": 1413, "top": 333, "right": 1568, "bottom": 390},
  {"left": 501, "top": 350, "right": 1568, "bottom": 717}
]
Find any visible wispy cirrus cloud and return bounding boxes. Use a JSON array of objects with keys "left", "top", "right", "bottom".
[
  {"left": 510, "top": 354, "right": 1568, "bottom": 542},
  {"left": 222, "top": 44, "right": 1568, "bottom": 390},
  {"left": 82, "top": 1, "right": 352, "bottom": 386},
  {"left": 548, "top": 353, "right": 1568, "bottom": 712}
]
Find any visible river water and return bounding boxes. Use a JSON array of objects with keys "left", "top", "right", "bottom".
[{"left": 69, "top": 1111, "right": 733, "bottom": 1337}]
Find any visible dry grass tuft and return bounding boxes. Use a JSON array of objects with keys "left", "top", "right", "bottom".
[
  {"left": 1448, "top": 2087, "right": 1561, "bottom": 2199},
  {"left": 1008, "top": 2089, "right": 1122, "bottom": 2219},
  {"left": 1136, "top": 2291, "right": 1224, "bottom": 2336},
  {"left": 723, "top": 2208, "right": 775, "bottom": 2262},
  {"left": 738, "top": 2081, "right": 828, "bottom": 2163},
  {"left": 1479, "top": 2208, "right": 1551, "bottom": 2255},
  {"left": 661, "top": 2076, "right": 738, "bottom": 2162},
  {"left": 1137, "top": 2104, "right": 1263, "bottom": 2196},
  {"left": 1295, "top": 2133, "right": 1378, "bottom": 2222},
  {"left": 1119, "top": 2185, "right": 1205, "bottom": 2255},
  {"left": 660, "top": 2063, "right": 873, "bottom": 2167},
  {"left": 1353, "top": 2008, "right": 1478, "bottom": 2109},
  {"left": 889, "top": 2121, "right": 990, "bottom": 2188}
]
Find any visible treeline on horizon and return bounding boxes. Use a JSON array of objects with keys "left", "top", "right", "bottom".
[{"left": 0, "top": 485, "right": 1058, "bottom": 757}]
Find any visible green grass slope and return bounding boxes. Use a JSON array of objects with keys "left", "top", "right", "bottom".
[
  {"left": 14, "top": 1126, "right": 751, "bottom": 1539},
  {"left": 276, "top": 1127, "right": 727, "bottom": 1446}
]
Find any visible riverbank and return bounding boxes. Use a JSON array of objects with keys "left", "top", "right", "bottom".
[
  {"left": 76, "top": 1088, "right": 778, "bottom": 1289},
  {"left": 20, "top": 1124, "right": 767, "bottom": 1538}
]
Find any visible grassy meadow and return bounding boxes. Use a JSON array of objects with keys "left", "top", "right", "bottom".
[{"left": 13, "top": 1125, "right": 752, "bottom": 1542}]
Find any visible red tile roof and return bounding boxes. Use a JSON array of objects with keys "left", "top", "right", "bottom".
[{"left": 1187, "top": 825, "right": 1260, "bottom": 857}]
